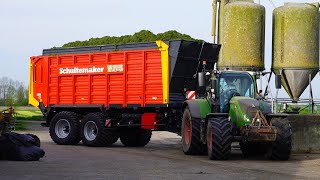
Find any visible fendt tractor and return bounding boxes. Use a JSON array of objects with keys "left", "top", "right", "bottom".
[{"left": 29, "top": 39, "right": 291, "bottom": 160}]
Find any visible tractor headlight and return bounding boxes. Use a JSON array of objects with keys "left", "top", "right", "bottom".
[{"left": 243, "top": 114, "right": 251, "bottom": 122}]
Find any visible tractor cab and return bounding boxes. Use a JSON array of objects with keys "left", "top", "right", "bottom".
[{"left": 215, "top": 71, "right": 257, "bottom": 113}]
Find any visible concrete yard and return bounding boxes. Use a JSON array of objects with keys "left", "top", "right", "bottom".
[{"left": 1, "top": 121, "right": 320, "bottom": 180}]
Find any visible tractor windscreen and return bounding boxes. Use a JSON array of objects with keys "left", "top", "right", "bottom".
[{"left": 219, "top": 72, "right": 255, "bottom": 112}]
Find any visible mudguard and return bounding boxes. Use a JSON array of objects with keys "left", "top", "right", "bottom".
[{"left": 183, "top": 99, "right": 212, "bottom": 119}]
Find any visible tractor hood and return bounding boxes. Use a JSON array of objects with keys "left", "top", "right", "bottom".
[{"left": 229, "top": 97, "right": 272, "bottom": 127}]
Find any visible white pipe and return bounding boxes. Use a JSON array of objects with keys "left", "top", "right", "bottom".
[{"left": 212, "top": 0, "right": 218, "bottom": 43}]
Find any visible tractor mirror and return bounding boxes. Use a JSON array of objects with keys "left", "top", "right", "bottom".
[
  {"left": 198, "top": 72, "right": 206, "bottom": 87},
  {"left": 211, "top": 79, "right": 217, "bottom": 92},
  {"left": 275, "top": 74, "right": 282, "bottom": 89},
  {"left": 256, "top": 77, "right": 262, "bottom": 94}
]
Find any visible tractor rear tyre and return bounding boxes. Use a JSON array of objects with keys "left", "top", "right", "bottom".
[
  {"left": 267, "top": 118, "right": 292, "bottom": 160},
  {"left": 207, "top": 116, "right": 232, "bottom": 160},
  {"left": 181, "top": 108, "right": 207, "bottom": 155},
  {"left": 120, "top": 129, "right": 152, "bottom": 147},
  {"left": 81, "top": 112, "right": 116, "bottom": 147},
  {"left": 49, "top": 111, "right": 81, "bottom": 145}
]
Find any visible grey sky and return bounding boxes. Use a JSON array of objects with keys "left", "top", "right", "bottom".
[{"left": 0, "top": 0, "right": 318, "bottom": 99}]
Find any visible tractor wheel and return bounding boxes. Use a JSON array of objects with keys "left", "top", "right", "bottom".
[
  {"left": 81, "top": 113, "right": 116, "bottom": 147},
  {"left": 136, "top": 129, "right": 152, "bottom": 146},
  {"left": 49, "top": 111, "right": 81, "bottom": 145},
  {"left": 120, "top": 129, "right": 152, "bottom": 147},
  {"left": 111, "top": 131, "right": 120, "bottom": 144},
  {"left": 207, "top": 116, "right": 232, "bottom": 160},
  {"left": 267, "top": 118, "right": 292, "bottom": 160},
  {"left": 181, "top": 108, "right": 207, "bottom": 155}
]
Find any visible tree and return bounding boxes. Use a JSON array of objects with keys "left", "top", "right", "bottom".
[
  {"left": 0, "top": 77, "right": 28, "bottom": 106},
  {"left": 5, "top": 79, "right": 17, "bottom": 106},
  {"left": 16, "top": 83, "right": 27, "bottom": 106},
  {"left": 0, "top": 77, "right": 10, "bottom": 106}
]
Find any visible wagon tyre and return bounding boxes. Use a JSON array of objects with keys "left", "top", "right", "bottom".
[
  {"left": 267, "top": 118, "right": 292, "bottom": 160},
  {"left": 49, "top": 111, "right": 81, "bottom": 145},
  {"left": 120, "top": 129, "right": 152, "bottom": 147},
  {"left": 120, "top": 131, "right": 134, "bottom": 146},
  {"left": 111, "top": 132, "right": 120, "bottom": 144},
  {"left": 81, "top": 113, "right": 115, "bottom": 147},
  {"left": 207, "top": 117, "right": 232, "bottom": 160},
  {"left": 136, "top": 129, "right": 152, "bottom": 146},
  {"left": 181, "top": 108, "right": 207, "bottom": 155}
]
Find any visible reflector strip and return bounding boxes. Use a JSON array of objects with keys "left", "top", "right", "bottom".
[{"left": 186, "top": 91, "right": 196, "bottom": 100}]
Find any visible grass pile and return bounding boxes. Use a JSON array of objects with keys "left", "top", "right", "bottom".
[{"left": 59, "top": 30, "right": 202, "bottom": 48}]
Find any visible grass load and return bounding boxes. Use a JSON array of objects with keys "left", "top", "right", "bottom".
[{"left": 60, "top": 30, "right": 202, "bottom": 48}]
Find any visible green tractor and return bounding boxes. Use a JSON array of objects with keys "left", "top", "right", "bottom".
[{"left": 181, "top": 70, "right": 292, "bottom": 160}]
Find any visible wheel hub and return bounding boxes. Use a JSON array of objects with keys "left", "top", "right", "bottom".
[
  {"left": 84, "top": 121, "right": 98, "bottom": 141},
  {"left": 55, "top": 119, "right": 71, "bottom": 139}
]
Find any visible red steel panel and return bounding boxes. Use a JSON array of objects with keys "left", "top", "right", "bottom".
[
  {"left": 141, "top": 113, "right": 157, "bottom": 129},
  {"left": 59, "top": 56, "right": 73, "bottom": 65},
  {"left": 75, "top": 55, "right": 90, "bottom": 64},
  {"left": 91, "top": 75, "right": 107, "bottom": 104},
  {"left": 145, "top": 51, "right": 163, "bottom": 104},
  {"left": 32, "top": 57, "right": 49, "bottom": 105},
  {"left": 126, "top": 52, "right": 143, "bottom": 105},
  {"left": 75, "top": 75, "right": 89, "bottom": 104},
  {"left": 59, "top": 76, "right": 73, "bottom": 104},
  {"left": 49, "top": 57, "right": 58, "bottom": 104},
  {"left": 32, "top": 48, "right": 163, "bottom": 108},
  {"left": 91, "top": 54, "right": 106, "bottom": 64},
  {"left": 108, "top": 74, "right": 124, "bottom": 104}
]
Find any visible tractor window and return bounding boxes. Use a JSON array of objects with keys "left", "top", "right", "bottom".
[{"left": 219, "top": 73, "right": 254, "bottom": 112}]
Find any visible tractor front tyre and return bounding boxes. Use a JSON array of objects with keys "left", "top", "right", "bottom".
[
  {"left": 267, "top": 118, "right": 292, "bottom": 160},
  {"left": 120, "top": 129, "right": 152, "bottom": 147},
  {"left": 49, "top": 111, "right": 81, "bottom": 145},
  {"left": 207, "top": 117, "right": 232, "bottom": 160},
  {"left": 81, "top": 113, "right": 116, "bottom": 147},
  {"left": 181, "top": 108, "right": 206, "bottom": 155}
]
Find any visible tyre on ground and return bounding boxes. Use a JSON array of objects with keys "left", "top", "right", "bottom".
[
  {"left": 81, "top": 112, "right": 117, "bottom": 147},
  {"left": 181, "top": 107, "right": 207, "bottom": 155},
  {"left": 207, "top": 116, "right": 232, "bottom": 160},
  {"left": 111, "top": 131, "right": 120, "bottom": 144},
  {"left": 49, "top": 111, "right": 81, "bottom": 145},
  {"left": 267, "top": 118, "right": 292, "bottom": 160},
  {"left": 120, "top": 129, "right": 152, "bottom": 147}
]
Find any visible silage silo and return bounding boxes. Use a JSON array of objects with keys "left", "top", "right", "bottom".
[
  {"left": 272, "top": 3, "right": 319, "bottom": 101},
  {"left": 217, "top": 1, "right": 265, "bottom": 71}
]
